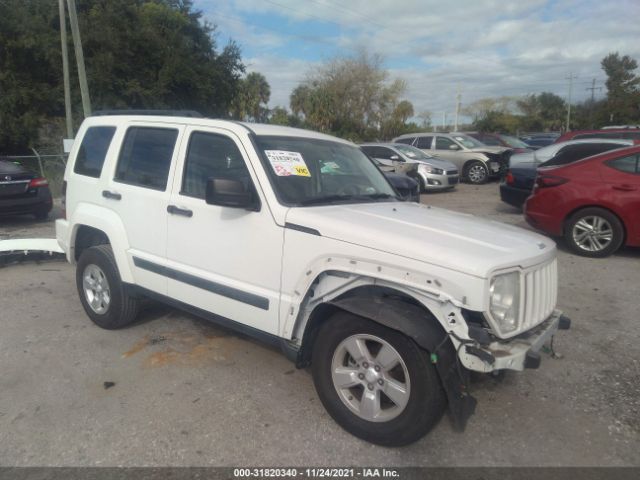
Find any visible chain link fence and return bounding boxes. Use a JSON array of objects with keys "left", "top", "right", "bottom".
[{"left": 0, "top": 152, "right": 67, "bottom": 197}]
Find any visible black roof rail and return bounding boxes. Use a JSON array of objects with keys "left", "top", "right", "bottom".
[{"left": 91, "top": 109, "right": 204, "bottom": 118}]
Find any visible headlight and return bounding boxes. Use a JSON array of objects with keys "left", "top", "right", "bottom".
[
  {"left": 489, "top": 272, "right": 520, "bottom": 334},
  {"left": 419, "top": 164, "right": 443, "bottom": 175}
]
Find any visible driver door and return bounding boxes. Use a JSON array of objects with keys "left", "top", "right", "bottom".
[{"left": 165, "top": 127, "right": 283, "bottom": 335}]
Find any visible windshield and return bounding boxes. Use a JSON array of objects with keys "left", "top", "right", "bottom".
[
  {"left": 499, "top": 135, "right": 529, "bottom": 148},
  {"left": 256, "top": 136, "right": 398, "bottom": 206},
  {"left": 393, "top": 144, "right": 434, "bottom": 160},
  {"left": 451, "top": 134, "right": 485, "bottom": 148}
]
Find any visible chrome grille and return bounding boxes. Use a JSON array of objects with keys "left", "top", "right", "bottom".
[{"left": 522, "top": 259, "right": 557, "bottom": 330}]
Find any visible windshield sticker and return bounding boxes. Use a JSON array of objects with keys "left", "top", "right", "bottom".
[{"left": 265, "top": 150, "right": 311, "bottom": 177}]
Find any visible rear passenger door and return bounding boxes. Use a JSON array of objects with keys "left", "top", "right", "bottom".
[
  {"left": 165, "top": 126, "right": 282, "bottom": 335},
  {"left": 104, "top": 123, "right": 184, "bottom": 295},
  {"left": 600, "top": 153, "right": 640, "bottom": 244}
]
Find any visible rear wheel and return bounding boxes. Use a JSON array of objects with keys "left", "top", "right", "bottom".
[
  {"left": 464, "top": 161, "right": 489, "bottom": 184},
  {"left": 76, "top": 245, "right": 139, "bottom": 329},
  {"left": 311, "top": 311, "right": 446, "bottom": 446},
  {"left": 564, "top": 207, "right": 624, "bottom": 258}
]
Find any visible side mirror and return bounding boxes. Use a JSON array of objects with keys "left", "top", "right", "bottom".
[
  {"left": 449, "top": 144, "right": 460, "bottom": 150},
  {"left": 390, "top": 154, "right": 401, "bottom": 161},
  {"left": 205, "top": 178, "right": 256, "bottom": 210}
]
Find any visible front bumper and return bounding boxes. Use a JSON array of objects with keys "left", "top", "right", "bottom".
[
  {"left": 461, "top": 310, "right": 570, "bottom": 372},
  {"left": 419, "top": 171, "right": 459, "bottom": 191}
]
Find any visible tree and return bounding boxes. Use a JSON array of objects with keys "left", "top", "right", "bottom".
[
  {"left": 268, "top": 106, "right": 301, "bottom": 127},
  {"left": 0, "top": 0, "right": 246, "bottom": 153},
  {"left": 516, "top": 92, "right": 566, "bottom": 131},
  {"left": 0, "top": 1, "right": 63, "bottom": 153},
  {"left": 289, "top": 50, "right": 407, "bottom": 141},
  {"left": 601, "top": 52, "right": 640, "bottom": 124},
  {"left": 231, "top": 72, "right": 271, "bottom": 122}
]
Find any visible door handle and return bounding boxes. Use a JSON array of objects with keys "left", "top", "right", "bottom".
[
  {"left": 612, "top": 184, "right": 636, "bottom": 191},
  {"left": 167, "top": 205, "right": 193, "bottom": 217},
  {"left": 102, "top": 190, "right": 121, "bottom": 200}
]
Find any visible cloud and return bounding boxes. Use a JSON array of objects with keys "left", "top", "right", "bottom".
[{"left": 196, "top": 0, "right": 640, "bottom": 120}]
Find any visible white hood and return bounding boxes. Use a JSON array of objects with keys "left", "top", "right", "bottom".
[{"left": 285, "top": 202, "right": 555, "bottom": 278}]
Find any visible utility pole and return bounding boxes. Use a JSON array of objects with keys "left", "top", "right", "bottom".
[
  {"left": 58, "top": 0, "right": 73, "bottom": 138},
  {"left": 442, "top": 111, "right": 447, "bottom": 132},
  {"left": 67, "top": 0, "right": 91, "bottom": 117},
  {"left": 586, "top": 78, "right": 602, "bottom": 103},
  {"left": 454, "top": 86, "right": 461, "bottom": 132},
  {"left": 585, "top": 78, "right": 602, "bottom": 129},
  {"left": 565, "top": 72, "right": 578, "bottom": 132}
]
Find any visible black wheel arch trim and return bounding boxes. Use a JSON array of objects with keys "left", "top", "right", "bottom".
[{"left": 295, "top": 290, "right": 477, "bottom": 431}]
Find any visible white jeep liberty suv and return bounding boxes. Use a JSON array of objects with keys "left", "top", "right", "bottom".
[{"left": 56, "top": 112, "right": 570, "bottom": 446}]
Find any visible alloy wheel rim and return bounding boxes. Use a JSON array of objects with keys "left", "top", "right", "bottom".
[
  {"left": 82, "top": 264, "right": 111, "bottom": 314},
  {"left": 572, "top": 215, "right": 613, "bottom": 252},
  {"left": 331, "top": 334, "right": 411, "bottom": 423},
  {"left": 468, "top": 165, "right": 486, "bottom": 183}
]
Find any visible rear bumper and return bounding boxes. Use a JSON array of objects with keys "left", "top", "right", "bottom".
[
  {"left": 55, "top": 218, "right": 72, "bottom": 262},
  {"left": 0, "top": 187, "right": 52, "bottom": 216},
  {"left": 461, "top": 310, "right": 570, "bottom": 372},
  {"left": 499, "top": 184, "right": 530, "bottom": 208}
]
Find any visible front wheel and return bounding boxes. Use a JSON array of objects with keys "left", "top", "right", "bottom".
[
  {"left": 311, "top": 312, "right": 446, "bottom": 446},
  {"left": 464, "top": 161, "right": 489, "bottom": 184},
  {"left": 564, "top": 207, "right": 624, "bottom": 257},
  {"left": 76, "top": 244, "right": 140, "bottom": 329}
]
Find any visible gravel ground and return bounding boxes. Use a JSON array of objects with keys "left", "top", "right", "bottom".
[{"left": 0, "top": 184, "right": 638, "bottom": 467}]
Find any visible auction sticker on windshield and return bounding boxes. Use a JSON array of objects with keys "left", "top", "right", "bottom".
[{"left": 265, "top": 150, "right": 311, "bottom": 177}]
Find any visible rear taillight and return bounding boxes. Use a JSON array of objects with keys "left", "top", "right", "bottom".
[
  {"left": 505, "top": 171, "right": 515, "bottom": 185},
  {"left": 29, "top": 177, "right": 49, "bottom": 188},
  {"left": 535, "top": 174, "right": 568, "bottom": 188}
]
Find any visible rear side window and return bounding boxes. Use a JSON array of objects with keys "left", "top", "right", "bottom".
[
  {"left": 115, "top": 127, "right": 178, "bottom": 190},
  {"left": 607, "top": 154, "right": 639, "bottom": 174},
  {"left": 415, "top": 136, "right": 433, "bottom": 149},
  {"left": 74, "top": 126, "right": 116, "bottom": 178},
  {"left": 182, "top": 132, "right": 251, "bottom": 199},
  {"left": 543, "top": 144, "right": 624, "bottom": 167},
  {"left": 395, "top": 137, "right": 415, "bottom": 145}
]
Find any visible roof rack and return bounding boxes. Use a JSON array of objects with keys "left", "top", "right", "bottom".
[{"left": 91, "top": 109, "right": 204, "bottom": 118}]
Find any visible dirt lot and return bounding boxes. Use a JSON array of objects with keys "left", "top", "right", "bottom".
[{"left": 0, "top": 184, "right": 638, "bottom": 467}]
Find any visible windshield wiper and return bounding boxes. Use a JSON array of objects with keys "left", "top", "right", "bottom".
[{"left": 298, "top": 194, "right": 353, "bottom": 206}]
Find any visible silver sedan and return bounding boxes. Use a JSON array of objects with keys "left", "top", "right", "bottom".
[{"left": 360, "top": 143, "right": 459, "bottom": 192}]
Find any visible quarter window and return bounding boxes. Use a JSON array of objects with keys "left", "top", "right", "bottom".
[
  {"left": 114, "top": 127, "right": 178, "bottom": 190},
  {"left": 74, "top": 126, "right": 116, "bottom": 178},
  {"left": 182, "top": 132, "right": 252, "bottom": 199},
  {"left": 606, "top": 154, "right": 639, "bottom": 174}
]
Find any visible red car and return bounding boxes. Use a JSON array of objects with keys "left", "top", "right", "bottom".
[
  {"left": 525, "top": 145, "right": 640, "bottom": 257},
  {"left": 555, "top": 127, "right": 640, "bottom": 143}
]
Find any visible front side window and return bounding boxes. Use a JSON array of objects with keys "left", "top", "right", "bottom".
[
  {"left": 114, "top": 127, "right": 178, "bottom": 190},
  {"left": 74, "top": 126, "right": 116, "bottom": 178},
  {"left": 435, "top": 136, "right": 456, "bottom": 150},
  {"left": 255, "top": 136, "right": 397, "bottom": 206},
  {"left": 451, "top": 134, "right": 484, "bottom": 148},
  {"left": 182, "top": 132, "right": 252, "bottom": 199}
]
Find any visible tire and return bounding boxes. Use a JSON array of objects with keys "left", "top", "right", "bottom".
[
  {"left": 311, "top": 311, "right": 446, "bottom": 446},
  {"left": 564, "top": 207, "right": 624, "bottom": 258},
  {"left": 417, "top": 176, "right": 426, "bottom": 193},
  {"left": 464, "top": 161, "right": 489, "bottom": 184},
  {"left": 76, "top": 244, "right": 140, "bottom": 329}
]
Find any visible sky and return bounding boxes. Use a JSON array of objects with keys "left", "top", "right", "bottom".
[{"left": 195, "top": 0, "right": 640, "bottom": 124}]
